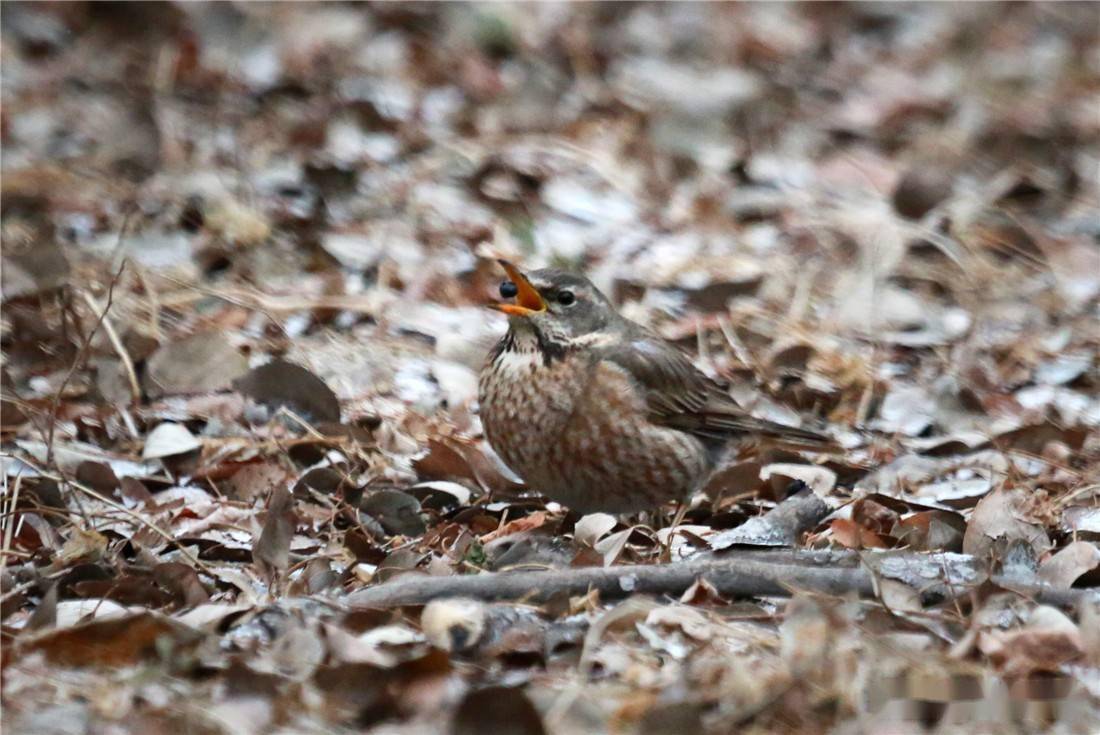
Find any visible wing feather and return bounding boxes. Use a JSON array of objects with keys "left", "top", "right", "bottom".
[{"left": 597, "top": 331, "right": 828, "bottom": 444}]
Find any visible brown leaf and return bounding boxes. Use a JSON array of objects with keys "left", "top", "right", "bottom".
[
  {"left": 288, "top": 557, "right": 340, "bottom": 596},
  {"left": 144, "top": 331, "right": 249, "bottom": 398},
  {"left": 71, "top": 574, "right": 174, "bottom": 608},
  {"left": 234, "top": 359, "right": 341, "bottom": 423},
  {"left": 637, "top": 702, "right": 706, "bottom": 735},
  {"left": 679, "top": 577, "right": 729, "bottom": 606},
  {"left": 1037, "top": 541, "right": 1100, "bottom": 589},
  {"left": 20, "top": 612, "right": 203, "bottom": 667},
  {"left": 595, "top": 527, "right": 634, "bottom": 566},
  {"left": 875, "top": 577, "right": 922, "bottom": 614},
  {"left": 479, "top": 511, "right": 548, "bottom": 544},
  {"left": 360, "top": 489, "right": 426, "bottom": 537},
  {"left": 990, "top": 422, "right": 1088, "bottom": 454},
  {"left": 851, "top": 498, "right": 899, "bottom": 535},
  {"left": 452, "top": 686, "right": 546, "bottom": 735},
  {"left": 573, "top": 513, "right": 618, "bottom": 547},
  {"left": 830, "top": 518, "right": 889, "bottom": 549},
  {"left": 962, "top": 485, "right": 1050, "bottom": 559},
  {"left": 766, "top": 342, "right": 816, "bottom": 376},
  {"left": 375, "top": 548, "right": 428, "bottom": 583},
  {"left": 892, "top": 166, "right": 952, "bottom": 219},
  {"left": 1, "top": 237, "right": 70, "bottom": 300},
  {"left": 74, "top": 461, "right": 119, "bottom": 495},
  {"left": 761, "top": 463, "right": 837, "bottom": 497},
  {"left": 313, "top": 649, "right": 451, "bottom": 724},
  {"left": 312, "top": 662, "right": 399, "bottom": 724},
  {"left": 225, "top": 461, "right": 295, "bottom": 504},
  {"left": 413, "top": 437, "right": 521, "bottom": 497},
  {"left": 25, "top": 583, "right": 58, "bottom": 631},
  {"left": 979, "top": 606, "right": 1083, "bottom": 676},
  {"left": 892, "top": 510, "right": 965, "bottom": 552},
  {"left": 0, "top": 371, "right": 29, "bottom": 431},
  {"left": 413, "top": 438, "right": 477, "bottom": 483},
  {"left": 780, "top": 595, "right": 829, "bottom": 675},
  {"left": 119, "top": 476, "right": 155, "bottom": 507},
  {"left": 700, "top": 461, "right": 763, "bottom": 499},
  {"left": 252, "top": 485, "right": 296, "bottom": 581},
  {"left": 154, "top": 562, "right": 210, "bottom": 608},
  {"left": 6, "top": 510, "right": 57, "bottom": 553}
]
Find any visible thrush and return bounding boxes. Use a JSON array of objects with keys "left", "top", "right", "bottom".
[{"left": 478, "top": 261, "right": 827, "bottom": 514}]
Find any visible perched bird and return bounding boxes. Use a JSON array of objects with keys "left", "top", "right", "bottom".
[{"left": 478, "top": 261, "right": 827, "bottom": 514}]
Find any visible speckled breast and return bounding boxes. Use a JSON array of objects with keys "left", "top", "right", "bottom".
[
  {"left": 478, "top": 345, "right": 709, "bottom": 513},
  {"left": 478, "top": 346, "right": 584, "bottom": 485}
]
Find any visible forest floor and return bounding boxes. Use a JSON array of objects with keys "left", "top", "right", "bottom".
[{"left": 2, "top": 3, "right": 1100, "bottom": 733}]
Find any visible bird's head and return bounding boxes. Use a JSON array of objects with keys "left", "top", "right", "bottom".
[{"left": 489, "top": 260, "right": 617, "bottom": 346}]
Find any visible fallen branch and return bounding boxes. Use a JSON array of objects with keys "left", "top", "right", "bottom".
[
  {"left": 346, "top": 548, "right": 1099, "bottom": 609},
  {"left": 709, "top": 489, "right": 830, "bottom": 549}
]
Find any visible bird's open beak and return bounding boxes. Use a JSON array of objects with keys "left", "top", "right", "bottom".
[{"left": 489, "top": 260, "right": 546, "bottom": 316}]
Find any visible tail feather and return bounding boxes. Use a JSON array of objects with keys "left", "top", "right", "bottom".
[{"left": 665, "top": 410, "right": 833, "bottom": 445}]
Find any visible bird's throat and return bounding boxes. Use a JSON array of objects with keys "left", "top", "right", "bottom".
[{"left": 495, "top": 323, "right": 570, "bottom": 367}]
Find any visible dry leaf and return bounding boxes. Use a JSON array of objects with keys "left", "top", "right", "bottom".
[
  {"left": 145, "top": 331, "right": 249, "bottom": 397},
  {"left": 452, "top": 686, "right": 546, "bottom": 735},
  {"left": 979, "top": 606, "right": 1084, "bottom": 676},
  {"left": 962, "top": 485, "right": 1051, "bottom": 559},
  {"left": 252, "top": 485, "right": 296, "bottom": 581},
  {"left": 20, "top": 612, "right": 203, "bottom": 667},
  {"left": 234, "top": 359, "right": 341, "bottom": 423},
  {"left": 1037, "top": 541, "right": 1100, "bottom": 589},
  {"left": 761, "top": 463, "right": 838, "bottom": 498},
  {"left": 830, "top": 518, "right": 889, "bottom": 549},
  {"left": 573, "top": 513, "right": 617, "bottom": 547},
  {"left": 360, "top": 490, "right": 426, "bottom": 537},
  {"left": 143, "top": 422, "right": 202, "bottom": 459},
  {"left": 479, "top": 511, "right": 548, "bottom": 544}
]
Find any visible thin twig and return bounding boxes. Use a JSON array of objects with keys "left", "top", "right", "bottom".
[
  {"left": 1055, "top": 482, "right": 1100, "bottom": 510},
  {"left": 275, "top": 406, "right": 329, "bottom": 441},
  {"left": 716, "top": 314, "right": 755, "bottom": 372},
  {"left": 14, "top": 455, "right": 214, "bottom": 577},
  {"left": 155, "top": 277, "right": 379, "bottom": 315},
  {"left": 135, "top": 265, "right": 162, "bottom": 340},
  {"left": 66, "top": 476, "right": 215, "bottom": 577},
  {"left": 0, "top": 474, "right": 23, "bottom": 578},
  {"left": 78, "top": 287, "right": 141, "bottom": 405},
  {"left": 45, "top": 261, "right": 128, "bottom": 467},
  {"left": 0, "top": 579, "right": 37, "bottom": 604}
]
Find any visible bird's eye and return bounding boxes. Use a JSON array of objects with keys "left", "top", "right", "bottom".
[
  {"left": 556, "top": 290, "right": 576, "bottom": 306},
  {"left": 499, "top": 281, "right": 518, "bottom": 299}
]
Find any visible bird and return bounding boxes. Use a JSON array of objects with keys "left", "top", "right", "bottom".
[{"left": 477, "top": 260, "right": 828, "bottom": 514}]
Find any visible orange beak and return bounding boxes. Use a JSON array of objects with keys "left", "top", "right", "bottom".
[{"left": 489, "top": 260, "right": 546, "bottom": 316}]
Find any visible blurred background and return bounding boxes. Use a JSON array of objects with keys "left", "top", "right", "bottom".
[
  {"left": 3, "top": 2, "right": 1098, "bottom": 427},
  {"left": 3, "top": 3, "right": 1100, "bottom": 732}
]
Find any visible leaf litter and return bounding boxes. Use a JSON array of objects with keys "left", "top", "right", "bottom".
[{"left": 2, "top": 3, "right": 1100, "bottom": 733}]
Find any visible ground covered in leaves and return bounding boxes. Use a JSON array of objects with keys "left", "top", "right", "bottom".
[{"left": 3, "top": 3, "right": 1100, "bottom": 734}]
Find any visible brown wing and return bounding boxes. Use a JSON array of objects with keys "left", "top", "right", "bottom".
[{"left": 598, "top": 331, "right": 828, "bottom": 444}]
